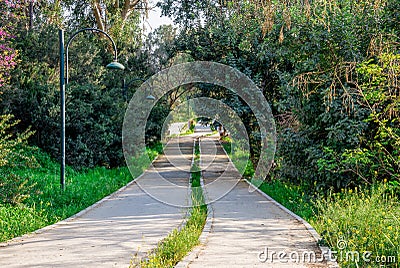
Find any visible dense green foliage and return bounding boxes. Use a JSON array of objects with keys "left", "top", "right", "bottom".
[
  {"left": 159, "top": 0, "right": 400, "bottom": 191},
  {"left": 3, "top": 33, "right": 126, "bottom": 167},
  {"left": 1, "top": 0, "right": 398, "bottom": 190},
  {"left": 0, "top": 2, "right": 172, "bottom": 169}
]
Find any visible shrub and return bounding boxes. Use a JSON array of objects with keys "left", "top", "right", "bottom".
[{"left": 0, "top": 114, "right": 36, "bottom": 204}]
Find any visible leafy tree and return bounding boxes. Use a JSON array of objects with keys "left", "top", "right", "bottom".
[
  {"left": 272, "top": 0, "right": 399, "bottom": 189},
  {"left": 56, "top": 0, "right": 146, "bottom": 52},
  {"left": 143, "top": 24, "right": 178, "bottom": 72},
  {"left": 317, "top": 53, "right": 400, "bottom": 186},
  {"left": 158, "top": 0, "right": 400, "bottom": 191},
  {"left": 0, "top": 1, "right": 149, "bottom": 169}
]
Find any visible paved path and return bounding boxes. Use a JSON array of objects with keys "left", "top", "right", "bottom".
[
  {"left": 0, "top": 136, "right": 195, "bottom": 268},
  {"left": 0, "top": 126, "right": 333, "bottom": 268},
  {"left": 185, "top": 134, "right": 330, "bottom": 268}
]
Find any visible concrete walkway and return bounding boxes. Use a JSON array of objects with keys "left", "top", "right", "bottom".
[
  {"left": 0, "top": 136, "right": 195, "bottom": 268},
  {"left": 185, "top": 135, "right": 331, "bottom": 268},
  {"left": 0, "top": 127, "right": 334, "bottom": 268}
]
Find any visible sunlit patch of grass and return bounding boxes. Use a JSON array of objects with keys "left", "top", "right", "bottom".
[
  {"left": 220, "top": 137, "right": 253, "bottom": 178},
  {"left": 260, "top": 180, "right": 400, "bottom": 267},
  {"left": 259, "top": 180, "right": 315, "bottom": 220},
  {"left": 0, "top": 204, "right": 47, "bottom": 241},
  {"left": 311, "top": 183, "right": 400, "bottom": 268}
]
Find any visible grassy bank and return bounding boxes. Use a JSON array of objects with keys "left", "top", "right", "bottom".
[
  {"left": 260, "top": 180, "right": 399, "bottom": 267},
  {"left": 0, "top": 145, "right": 162, "bottom": 242},
  {"left": 0, "top": 166, "right": 132, "bottom": 242}
]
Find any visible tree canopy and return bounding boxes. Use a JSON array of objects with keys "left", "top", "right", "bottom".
[{"left": 1, "top": 0, "right": 399, "bottom": 191}]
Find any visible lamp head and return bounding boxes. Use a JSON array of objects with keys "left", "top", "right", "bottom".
[
  {"left": 146, "top": 94, "right": 156, "bottom": 101},
  {"left": 106, "top": 61, "right": 125, "bottom": 70}
]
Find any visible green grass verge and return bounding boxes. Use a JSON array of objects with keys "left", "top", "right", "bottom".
[
  {"left": 311, "top": 184, "right": 400, "bottom": 267},
  {"left": 0, "top": 145, "right": 162, "bottom": 242},
  {"left": 0, "top": 166, "right": 132, "bottom": 242},
  {"left": 259, "top": 180, "right": 399, "bottom": 267},
  {"left": 220, "top": 137, "right": 254, "bottom": 179},
  {"left": 258, "top": 180, "right": 315, "bottom": 220},
  {"left": 137, "top": 140, "right": 207, "bottom": 268},
  {"left": 220, "top": 136, "right": 232, "bottom": 154}
]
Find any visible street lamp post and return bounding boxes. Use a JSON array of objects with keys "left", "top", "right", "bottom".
[
  {"left": 187, "top": 95, "right": 191, "bottom": 130},
  {"left": 59, "top": 28, "right": 125, "bottom": 190}
]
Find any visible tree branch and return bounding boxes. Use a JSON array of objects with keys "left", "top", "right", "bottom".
[
  {"left": 92, "top": 1, "right": 105, "bottom": 32},
  {"left": 121, "top": 0, "right": 141, "bottom": 21}
]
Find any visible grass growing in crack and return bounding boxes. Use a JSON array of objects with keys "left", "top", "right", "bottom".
[
  {"left": 136, "top": 192, "right": 207, "bottom": 268},
  {"left": 137, "top": 139, "right": 207, "bottom": 268}
]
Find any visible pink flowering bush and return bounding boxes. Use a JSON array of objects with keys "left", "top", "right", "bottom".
[{"left": 0, "top": 0, "right": 21, "bottom": 87}]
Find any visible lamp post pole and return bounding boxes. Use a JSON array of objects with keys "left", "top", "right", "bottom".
[
  {"left": 59, "top": 30, "right": 66, "bottom": 191},
  {"left": 59, "top": 28, "right": 125, "bottom": 190},
  {"left": 187, "top": 96, "right": 191, "bottom": 130}
]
